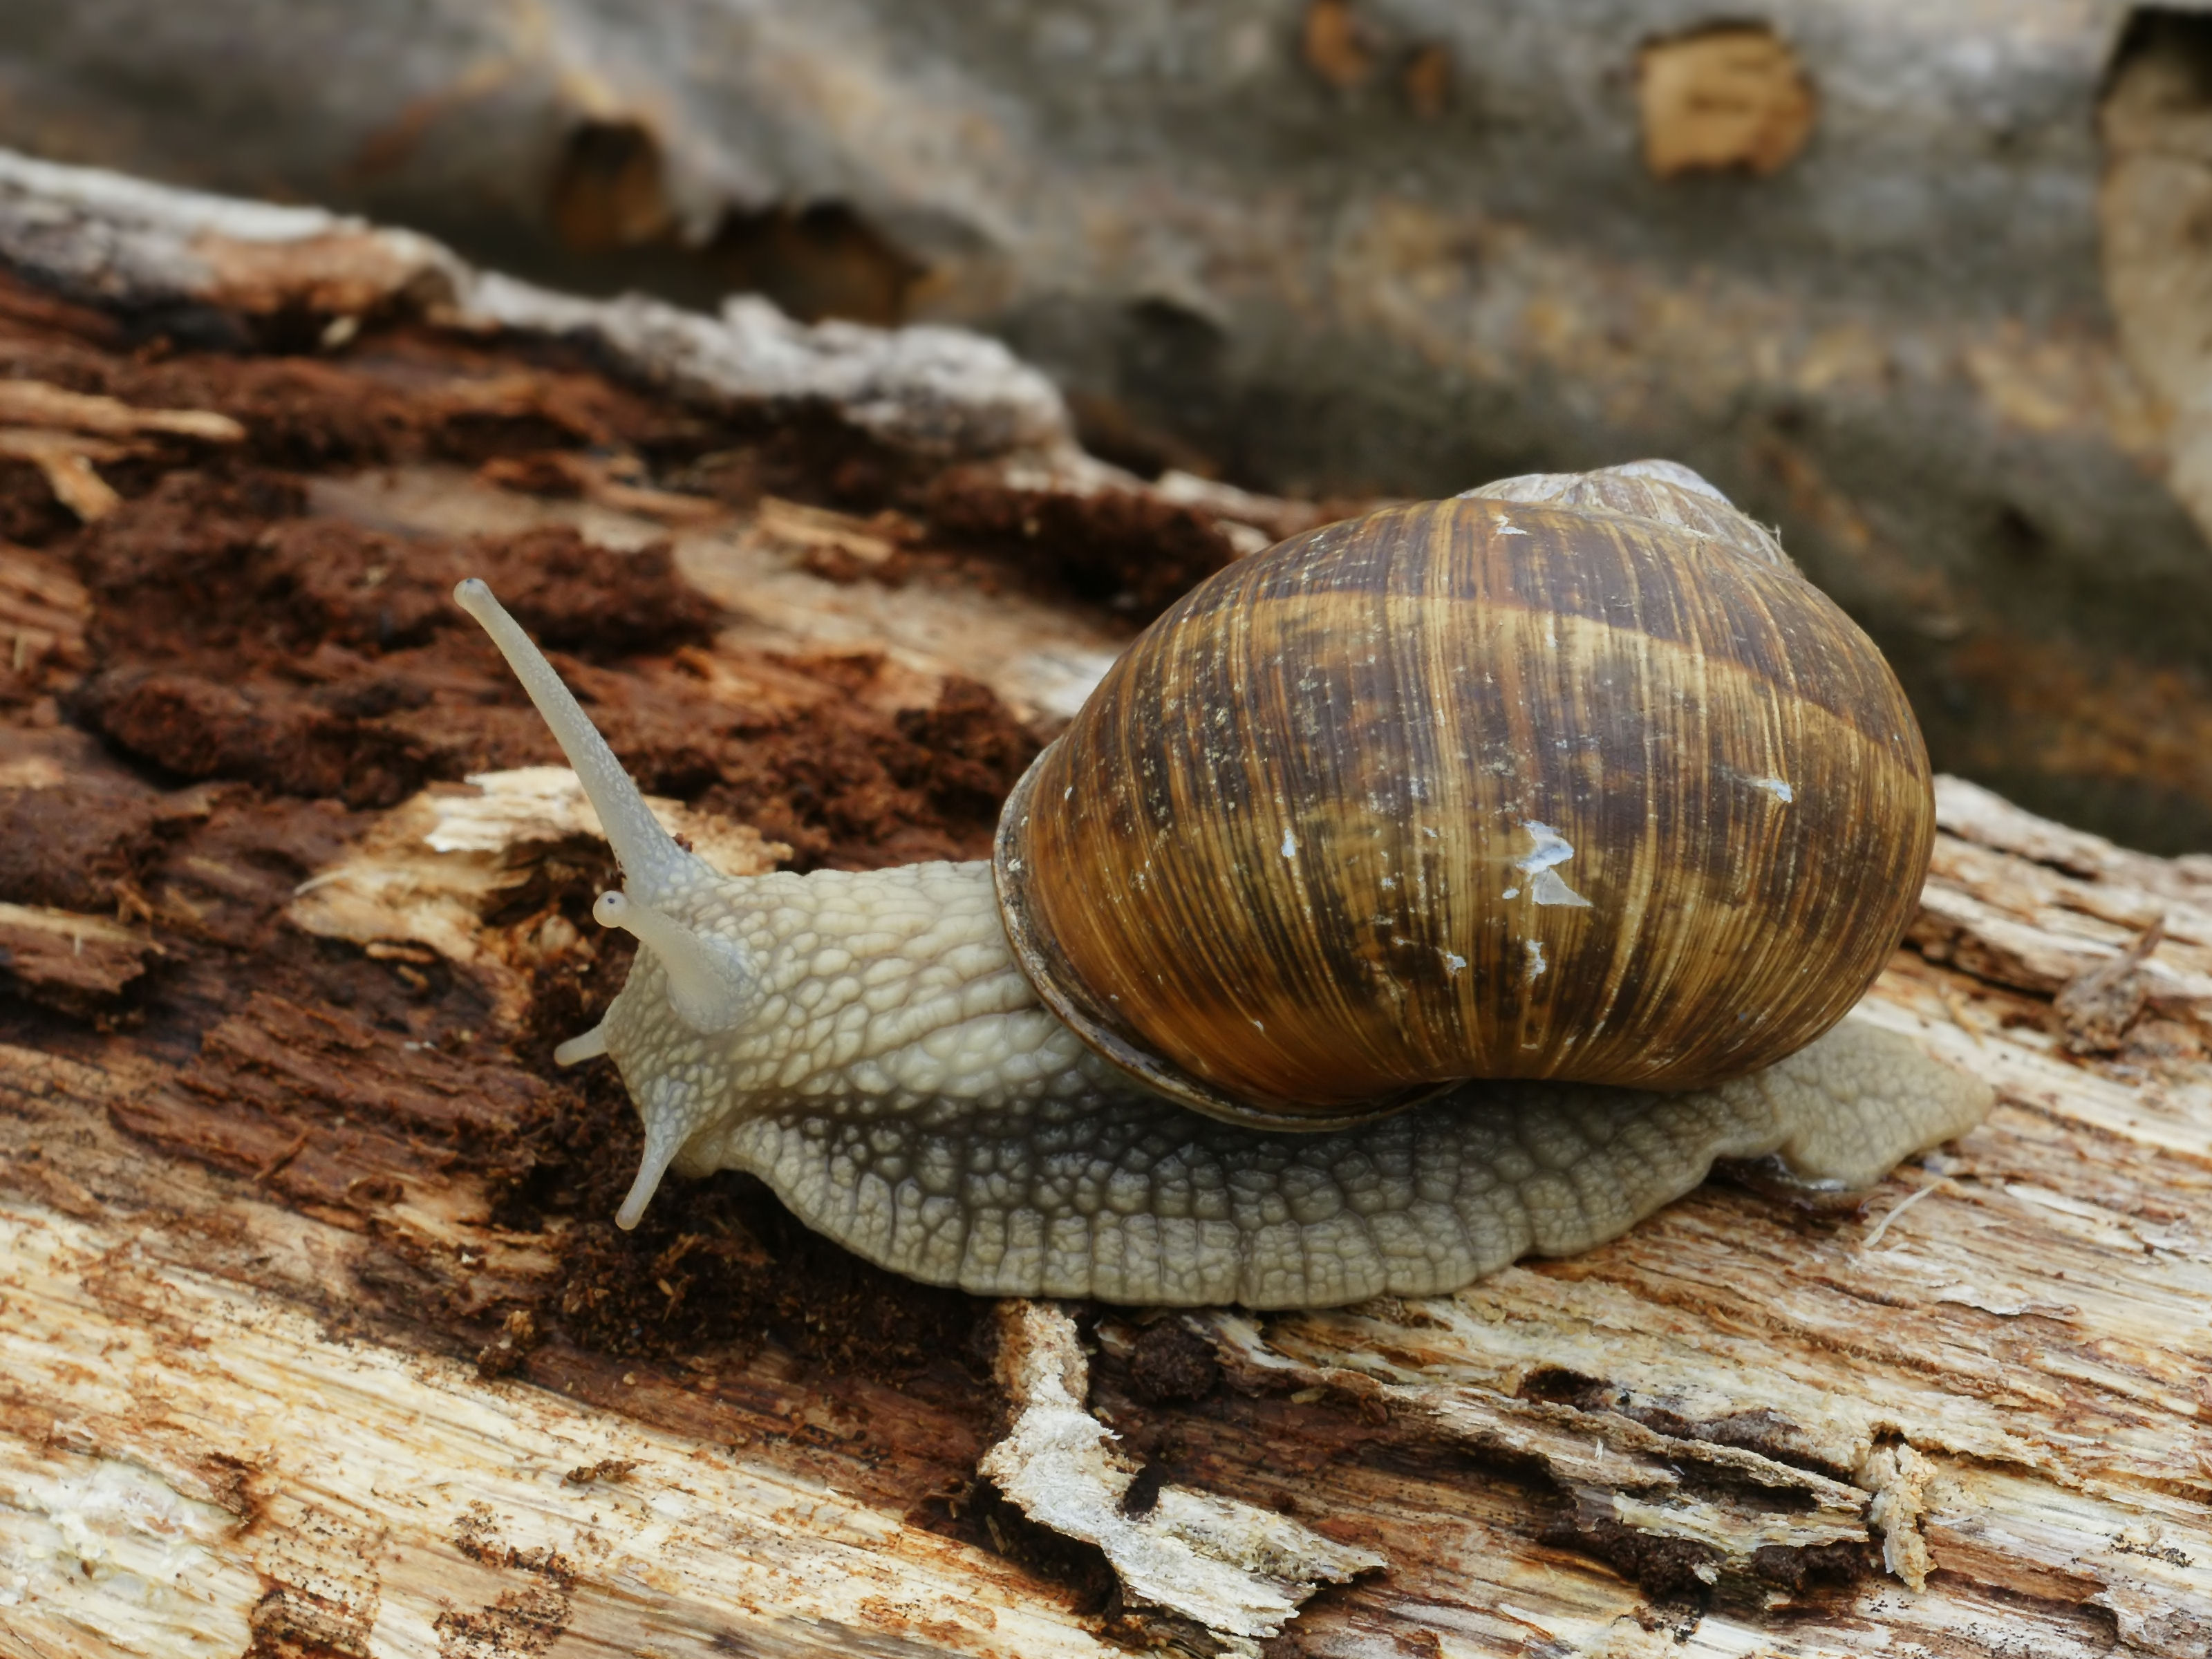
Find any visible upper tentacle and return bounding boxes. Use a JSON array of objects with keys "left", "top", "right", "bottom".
[{"left": 453, "top": 577, "right": 703, "bottom": 906}]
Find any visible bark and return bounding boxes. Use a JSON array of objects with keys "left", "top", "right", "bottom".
[{"left": 0, "top": 157, "right": 2209, "bottom": 1659}]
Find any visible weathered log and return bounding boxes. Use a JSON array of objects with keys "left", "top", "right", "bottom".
[
  {"left": 0, "top": 153, "right": 2209, "bottom": 1658},
  {"left": 5, "top": 760, "right": 2209, "bottom": 1653}
]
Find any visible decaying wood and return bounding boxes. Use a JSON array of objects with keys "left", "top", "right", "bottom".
[
  {"left": 0, "top": 148, "right": 1071, "bottom": 465},
  {"left": 0, "top": 375, "right": 244, "bottom": 521},
  {"left": 288, "top": 767, "right": 787, "bottom": 1033},
  {"left": 0, "top": 156, "right": 2209, "bottom": 1659},
  {"left": 0, "top": 1177, "right": 1095, "bottom": 1659},
  {"left": 982, "top": 1301, "right": 1382, "bottom": 1655},
  {"left": 0, "top": 148, "right": 1322, "bottom": 604},
  {"left": 4, "top": 768, "right": 2209, "bottom": 1656}
]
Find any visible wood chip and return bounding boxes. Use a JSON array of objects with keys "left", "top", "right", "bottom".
[
  {"left": 1638, "top": 25, "right": 1817, "bottom": 179},
  {"left": 0, "top": 377, "right": 245, "bottom": 442},
  {"left": 0, "top": 427, "right": 128, "bottom": 520},
  {"left": 981, "top": 1301, "right": 1382, "bottom": 1656}
]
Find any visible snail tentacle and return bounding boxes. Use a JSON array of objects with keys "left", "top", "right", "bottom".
[
  {"left": 617, "top": 1074, "right": 704, "bottom": 1230},
  {"left": 553, "top": 1024, "right": 608, "bottom": 1066},
  {"left": 452, "top": 578, "right": 704, "bottom": 908},
  {"left": 594, "top": 889, "right": 755, "bottom": 1034}
]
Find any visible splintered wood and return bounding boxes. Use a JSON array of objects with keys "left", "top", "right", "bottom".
[
  {"left": 0, "top": 1199, "right": 1094, "bottom": 1659},
  {"left": 288, "top": 767, "right": 787, "bottom": 1030},
  {"left": 0, "top": 543, "right": 88, "bottom": 693},
  {"left": 982, "top": 1301, "right": 1381, "bottom": 1657},
  {"left": 0, "top": 376, "right": 243, "bottom": 521}
]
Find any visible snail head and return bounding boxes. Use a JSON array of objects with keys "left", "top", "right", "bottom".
[{"left": 453, "top": 579, "right": 759, "bottom": 1226}]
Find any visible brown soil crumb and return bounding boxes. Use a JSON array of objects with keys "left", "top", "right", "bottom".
[
  {"left": 68, "top": 468, "right": 715, "bottom": 802},
  {"left": 1538, "top": 1515, "right": 1721, "bottom": 1602},
  {"left": 685, "top": 669, "right": 1038, "bottom": 869},
  {"left": 0, "top": 735, "right": 180, "bottom": 912},
  {"left": 1124, "top": 1320, "right": 1222, "bottom": 1405},
  {"left": 924, "top": 465, "right": 1237, "bottom": 618},
  {"left": 561, "top": 1457, "right": 639, "bottom": 1486}
]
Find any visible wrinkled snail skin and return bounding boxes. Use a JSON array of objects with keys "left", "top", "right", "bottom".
[{"left": 451, "top": 462, "right": 1991, "bottom": 1311}]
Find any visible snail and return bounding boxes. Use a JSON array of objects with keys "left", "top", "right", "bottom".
[{"left": 453, "top": 460, "right": 1989, "bottom": 1309}]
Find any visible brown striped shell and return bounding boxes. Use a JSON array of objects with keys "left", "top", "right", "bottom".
[{"left": 991, "top": 461, "right": 1935, "bottom": 1129}]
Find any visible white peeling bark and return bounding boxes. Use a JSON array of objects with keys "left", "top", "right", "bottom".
[
  {"left": 980, "top": 1301, "right": 1381, "bottom": 1655},
  {"left": 0, "top": 147, "right": 1073, "bottom": 462}
]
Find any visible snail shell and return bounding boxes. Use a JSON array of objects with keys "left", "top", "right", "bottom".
[{"left": 995, "top": 460, "right": 1933, "bottom": 1125}]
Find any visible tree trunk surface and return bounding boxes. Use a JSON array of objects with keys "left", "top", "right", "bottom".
[{"left": 1, "top": 156, "right": 2209, "bottom": 1659}]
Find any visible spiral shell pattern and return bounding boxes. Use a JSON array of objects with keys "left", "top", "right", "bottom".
[{"left": 994, "top": 475, "right": 1933, "bottom": 1126}]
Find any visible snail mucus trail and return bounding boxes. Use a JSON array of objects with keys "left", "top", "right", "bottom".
[{"left": 453, "top": 460, "right": 1989, "bottom": 1311}]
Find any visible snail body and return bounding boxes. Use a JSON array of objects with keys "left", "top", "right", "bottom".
[{"left": 453, "top": 461, "right": 1988, "bottom": 1309}]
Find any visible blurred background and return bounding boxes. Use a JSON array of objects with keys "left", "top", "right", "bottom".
[{"left": 1, "top": 0, "right": 2209, "bottom": 851}]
